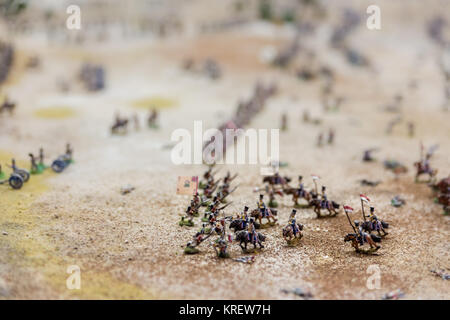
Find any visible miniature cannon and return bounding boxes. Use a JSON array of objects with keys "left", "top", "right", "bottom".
[
  {"left": 51, "top": 144, "right": 73, "bottom": 173},
  {"left": 0, "top": 159, "right": 30, "bottom": 190}
]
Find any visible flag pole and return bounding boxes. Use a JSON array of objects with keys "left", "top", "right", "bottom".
[
  {"left": 361, "top": 198, "right": 366, "bottom": 222},
  {"left": 345, "top": 208, "right": 357, "bottom": 233}
]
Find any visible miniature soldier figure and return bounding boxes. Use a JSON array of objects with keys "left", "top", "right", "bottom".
[
  {"left": 148, "top": 108, "right": 158, "bottom": 128},
  {"left": 317, "top": 132, "right": 323, "bottom": 147},
  {"left": 11, "top": 158, "right": 17, "bottom": 171},
  {"left": 298, "top": 175, "right": 304, "bottom": 190},
  {"left": 247, "top": 218, "right": 258, "bottom": 244},
  {"left": 28, "top": 153, "right": 38, "bottom": 173},
  {"left": 189, "top": 200, "right": 198, "bottom": 215},
  {"left": 185, "top": 206, "right": 195, "bottom": 223},
  {"left": 240, "top": 206, "right": 249, "bottom": 230},
  {"left": 408, "top": 122, "right": 415, "bottom": 138},
  {"left": 66, "top": 143, "right": 73, "bottom": 158},
  {"left": 39, "top": 147, "right": 45, "bottom": 167},
  {"left": 320, "top": 186, "right": 328, "bottom": 209},
  {"left": 258, "top": 194, "right": 266, "bottom": 215},
  {"left": 192, "top": 192, "right": 200, "bottom": 207},
  {"left": 327, "top": 128, "right": 335, "bottom": 145},
  {"left": 289, "top": 209, "right": 299, "bottom": 237},
  {"left": 363, "top": 148, "right": 376, "bottom": 162},
  {"left": 354, "top": 220, "right": 365, "bottom": 246}
]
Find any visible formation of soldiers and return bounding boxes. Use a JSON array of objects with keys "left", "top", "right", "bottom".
[
  {"left": 182, "top": 143, "right": 447, "bottom": 257},
  {"left": 260, "top": 172, "right": 341, "bottom": 218},
  {"left": 203, "top": 82, "right": 277, "bottom": 158},
  {"left": 0, "top": 144, "right": 73, "bottom": 190}
]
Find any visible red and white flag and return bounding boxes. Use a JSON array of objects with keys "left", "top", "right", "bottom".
[
  {"left": 311, "top": 174, "right": 320, "bottom": 180},
  {"left": 343, "top": 205, "right": 354, "bottom": 213},
  {"left": 360, "top": 193, "right": 370, "bottom": 203}
]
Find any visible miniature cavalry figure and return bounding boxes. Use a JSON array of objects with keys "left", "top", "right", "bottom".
[
  {"left": 343, "top": 205, "right": 381, "bottom": 254},
  {"left": 363, "top": 207, "right": 389, "bottom": 237},
  {"left": 234, "top": 218, "right": 266, "bottom": 252},
  {"left": 148, "top": 108, "right": 159, "bottom": 128},
  {"left": 291, "top": 175, "right": 313, "bottom": 207},
  {"left": 282, "top": 209, "right": 303, "bottom": 244},
  {"left": 320, "top": 186, "right": 328, "bottom": 209},
  {"left": 240, "top": 206, "right": 250, "bottom": 230},
  {"left": 249, "top": 194, "right": 278, "bottom": 225},
  {"left": 310, "top": 185, "right": 340, "bottom": 217},
  {"left": 414, "top": 144, "right": 438, "bottom": 182},
  {"left": 247, "top": 218, "right": 258, "bottom": 244},
  {"left": 111, "top": 113, "right": 129, "bottom": 134},
  {"left": 229, "top": 206, "right": 262, "bottom": 232},
  {"left": 258, "top": 194, "right": 267, "bottom": 216}
]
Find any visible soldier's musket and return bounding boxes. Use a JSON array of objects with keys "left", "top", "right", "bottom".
[
  {"left": 219, "top": 185, "right": 239, "bottom": 202},
  {"left": 228, "top": 173, "right": 238, "bottom": 182},
  {"left": 217, "top": 201, "right": 233, "bottom": 212}
]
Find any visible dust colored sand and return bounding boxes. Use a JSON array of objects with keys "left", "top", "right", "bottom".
[
  {"left": 34, "top": 106, "right": 76, "bottom": 119},
  {"left": 131, "top": 96, "right": 177, "bottom": 110}
]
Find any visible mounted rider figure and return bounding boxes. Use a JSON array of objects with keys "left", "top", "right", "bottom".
[
  {"left": 320, "top": 186, "right": 328, "bottom": 209},
  {"left": 289, "top": 209, "right": 299, "bottom": 236}
]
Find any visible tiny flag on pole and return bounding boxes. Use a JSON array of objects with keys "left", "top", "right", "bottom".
[
  {"left": 177, "top": 176, "right": 198, "bottom": 195},
  {"left": 344, "top": 205, "right": 354, "bottom": 213},
  {"left": 311, "top": 174, "right": 320, "bottom": 180},
  {"left": 360, "top": 193, "right": 370, "bottom": 203}
]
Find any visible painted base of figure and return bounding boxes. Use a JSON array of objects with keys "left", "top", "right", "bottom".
[
  {"left": 241, "top": 247, "right": 263, "bottom": 254},
  {"left": 184, "top": 246, "right": 200, "bottom": 254},
  {"left": 31, "top": 163, "right": 47, "bottom": 175},
  {"left": 148, "top": 123, "right": 159, "bottom": 129},
  {"left": 285, "top": 237, "right": 302, "bottom": 247},
  {"left": 179, "top": 217, "right": 195, "bottom": 227},
  {"left": 0, "top": 172, "right": 5, "bottom": 180},
  {"left": 355, "top": 247, "right": 380, "bottom": 255},
  {"left": 268, "top": 200, "right": 278, "bottom": 208}
]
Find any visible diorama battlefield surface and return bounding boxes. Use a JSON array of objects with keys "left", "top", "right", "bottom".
[{"left": 0, "top": 0, "right": 449, "bottom": 300}]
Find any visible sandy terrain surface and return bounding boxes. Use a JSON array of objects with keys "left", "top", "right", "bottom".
[{"left": 0, "top": 1, "right": 449, "bottom": 299}]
